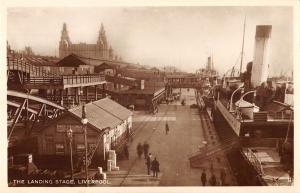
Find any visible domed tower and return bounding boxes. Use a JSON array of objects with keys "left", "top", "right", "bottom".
[
  {"left": 59, "top": 23, "right": 72, "bottom": 58},
  {"left": 97, "top": 23, "right": 109, "bottom": 59}
]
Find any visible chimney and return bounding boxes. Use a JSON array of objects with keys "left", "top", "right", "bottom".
[
  {"left": 207, "top": 56, "right": 212, "bottom": 71},
  {"left": 251, "top": 25, "right": 272, "bottom": 88}
]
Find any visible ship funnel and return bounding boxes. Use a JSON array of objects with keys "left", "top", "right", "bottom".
[{"left": 251, "top": 25, "right": 272, "bottom": 88}]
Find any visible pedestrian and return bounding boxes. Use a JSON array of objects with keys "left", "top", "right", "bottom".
[
  {"left": 145, "top": 153, "right": 152, "bottom": 175},
  {"left": 209, "top": 173, "right": 217, "bottom": 186},
  {"left": 165, "top": 122, "right": 169, "bottom": 135},
  {"left": 201, "top": 169, "right": 207, "bottom": 186},
  {"left": 137, "top": 143, "right": 143, "bottom": 159},
  {"left": 143, "top": 142, "right": 149, "bottom": 159},
  {"left": 123, "top": 143, "right": 129, "bottom": 160},
  {"left": 220, "top": 168, "right": 226, "bottom": 185},
  {"left": 288, "top": 168, "right": 293, "bottom": 182},
  {"left": 151, "top": 157, "right": 160, "bottom": 177}
]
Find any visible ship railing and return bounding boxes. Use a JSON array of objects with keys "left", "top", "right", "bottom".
[
  {"left": 267, "top": 112, "right": 293, "bottom": 121},
  {"left": 245, "top": 148, "right": 264, "bottom": 175}
]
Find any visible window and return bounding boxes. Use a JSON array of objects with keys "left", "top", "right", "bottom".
[{"left": 55, "top": 143, "right": 65, "bottom": 155}]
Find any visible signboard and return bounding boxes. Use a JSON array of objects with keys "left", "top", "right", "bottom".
[{"left": 56, "top": 124, "right": 84, "bottom": 133}]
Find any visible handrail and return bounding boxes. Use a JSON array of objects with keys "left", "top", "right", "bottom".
[
  {"left": 245, "top": 148, "right": 264, "bottom": 175},
  {"left": 23, "top": 74, "right": 105, "bottom": 86},
  {"left": 7, "top": 57, "right": 59, "bottom": 77}
]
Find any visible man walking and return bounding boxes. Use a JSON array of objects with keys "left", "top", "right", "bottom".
[
  {"left": 136, "top": 143, "right": 143, "bottom": 159},
  {"left": 145, "top": 153, "right": 152, "bottom": 175},
  {"left": 209, "top": 173, "right": 217, "bottom": 186},
  {"left": 201, "top": 169, "right": 207, "bottom": 186},
  {"left": 151, "top": 157, "right": 160, "bottom": 177},
  {"left": 143, "top": 142, "right": 149, "bottom": 159},
  {"left": 165, "top": 122, "right": 169, "bottom": 135},
  {"left": 123, "top": 143, "right": 129, "bottom": 160}
]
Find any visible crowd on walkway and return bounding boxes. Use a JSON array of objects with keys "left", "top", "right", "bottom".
[
  {"left": 121, "top": 120, "right": 230, "bottom": 185},
  {"left": 136, "top": 142, "right": 160, "bottom": 177},
  {"left": 121, "top": 140, "right": 161, "bottom": 178}
]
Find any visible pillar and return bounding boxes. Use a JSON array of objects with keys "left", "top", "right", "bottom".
[
  {"left": 251, "top": 25, "right": 272, "bottom": 88},
  {"left": 95, "top": 85, "right": 98, "bottom": 101},
  {"left": 78, "top": 87, "right": 82, "bottom": 104},
  {"left": 102, "top": 84, "right": 106, "bottom": 98},
  {"left": 65, "top": 88, "right": 69, "bottom": 105},
  {"left": 60, "top": 89, "right": 64, "bottom": 106},
  {"left": 85, "top": 86, "right": 89, "bottom": 103},
  {"left": 75, "top": 87, "right": 79, "bottom": 104}
]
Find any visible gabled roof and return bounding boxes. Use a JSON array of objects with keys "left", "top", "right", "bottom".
[
  {"left": 57, "top": 54, "right": 88, "bottom": 67},
  {"left": 68, "top": 98, "right": 132, "bottom": 131},
  {"left": 95, "top": 63, "right": 115, "bottom": 71}
]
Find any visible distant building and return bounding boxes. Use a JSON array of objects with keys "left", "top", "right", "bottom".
[
  {"left": 22, "top": 46, "right": 35, "bottom": 56},
  {"left": 59, "top": 23, "right": 117, "bottom": 61}
]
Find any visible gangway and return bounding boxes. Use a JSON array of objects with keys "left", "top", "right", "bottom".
[{"left": 189, "top": 139, "right": 239, "bottom": 168}]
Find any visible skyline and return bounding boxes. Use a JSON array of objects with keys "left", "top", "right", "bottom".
[{"left": 7, "top": 6, "right": 293, "bottom": 75}]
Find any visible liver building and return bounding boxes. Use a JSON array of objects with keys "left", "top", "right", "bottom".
[{"left": 59, "top": 23, "right": 118, "bottom": 60}]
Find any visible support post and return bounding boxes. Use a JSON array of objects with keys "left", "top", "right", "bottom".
[
  {"left": 8, "top": 99, "right": 28, "bottom": 140},
  {"left": 28, "top": 104, "right": 45, "bottom": 136},
  {"left": 60, "top": 89, "right": 64, "bottom": 106},
  {"left": 86, "top": 86, "right": 89, "bottom": 103},
  {"left": 94, "top": 85, "right": 98, "bottom": 101},
  {"left": 75, "top": 87, "right": 78, "bottom": 104}
]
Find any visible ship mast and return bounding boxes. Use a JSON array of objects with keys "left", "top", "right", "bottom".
[{"left": 239, "top": 16, "right": 246, "bottom": 76}]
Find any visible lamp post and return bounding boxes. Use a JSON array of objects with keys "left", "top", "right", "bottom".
[
  {"left": 229, "top": 84, "right": 244, "bottom": 112},
  {"left": 81, "top": 104, "right": 89, "bottom": 183},
  {"left": 66, "top": 127, "right": 74, "bottom": 180}
]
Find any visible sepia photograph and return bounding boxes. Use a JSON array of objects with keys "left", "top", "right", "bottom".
[{"left": 2, "top": 1, "right": 298, "bottom": 191}]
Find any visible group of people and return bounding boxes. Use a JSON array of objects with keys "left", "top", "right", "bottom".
[
  {"left": 137, "top": 142, "right": 160, "bottom": 177},
  {"left": 201, "top": 168, "right": 227, "bottom": 186}
]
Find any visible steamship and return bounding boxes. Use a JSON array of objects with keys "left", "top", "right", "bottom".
[{"left": 204, "top": 25, "right": 294, "bottom": 185}]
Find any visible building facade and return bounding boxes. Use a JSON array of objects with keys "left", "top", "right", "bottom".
[
  {"left": 59, "top": 23, "right": 117, "bottom": 60},
  {"left": 29, "top": 98, "right": 132, "bottom": 170}
]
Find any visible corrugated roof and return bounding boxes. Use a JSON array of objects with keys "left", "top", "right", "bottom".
[
  {"left": 68, "top": 98, "right": 132, "bottom": 131},
  {"left": 92, "top": 98, "right": 132, "bottom": 120}
]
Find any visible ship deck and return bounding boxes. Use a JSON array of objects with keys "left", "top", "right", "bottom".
[{"left": 242, "top": 147, "right": 292, "bottom": 186}]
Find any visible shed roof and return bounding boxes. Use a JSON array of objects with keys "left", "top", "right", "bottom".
[
  {"left": 57, "top": 54, "right": 88, "bottom": 67},
  {"left": 92, "top": 98, "right": 132, "bottom": 120},
  {"left": 68, "top": 98, "right": 132, "bottom": 131}
]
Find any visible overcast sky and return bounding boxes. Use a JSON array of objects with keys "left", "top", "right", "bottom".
[{"left": 7, "top": 6, "right": 293, "bottom": 75}]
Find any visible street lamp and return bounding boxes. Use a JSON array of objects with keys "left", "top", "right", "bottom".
[
  {"left": 66, "top": 127, "right": 73, "bottom": 180},
  {"left": 229, "top": 84, "right": 244, "bottom": 112},
  {"left": 81, "top": 104, "right": 89, "bottom": 183}
]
